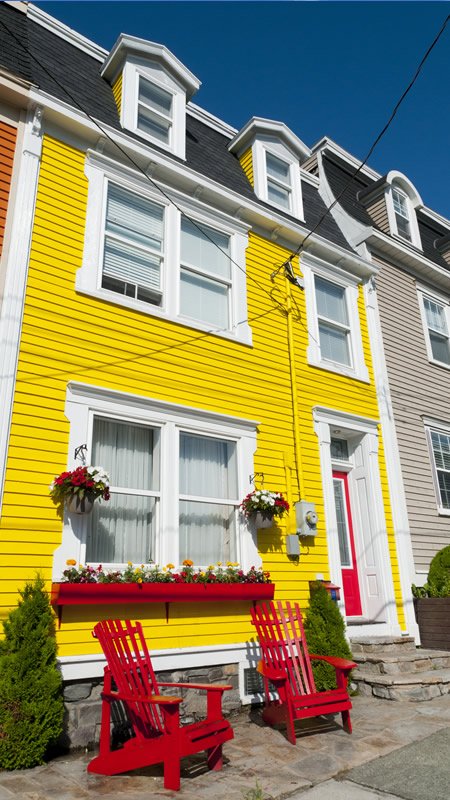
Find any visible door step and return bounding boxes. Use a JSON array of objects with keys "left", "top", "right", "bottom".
[{"left": 350, "top": 636, "right": 450, "bottom": 702}]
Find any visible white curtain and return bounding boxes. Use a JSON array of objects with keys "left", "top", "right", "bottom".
[
  {"left": 86, "top": 418, "right": 158, "bottom": 564},
  {"left": 179, "top": 433, "right": 237, "bottom": 564}
]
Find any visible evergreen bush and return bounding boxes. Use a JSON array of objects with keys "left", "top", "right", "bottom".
[
  {"left": 303, "top": 582, "right": 353, "bottom": 691},
  {"left": 0, "top": 575, "right": 64, "bottom": 769},
  {"left": 412, "top": 545, "right": 450, "bottom": 598}
]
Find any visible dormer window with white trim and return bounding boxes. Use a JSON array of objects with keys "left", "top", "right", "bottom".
[
  {"left": 392, "top": 186, "right": 411, "bottom": 241},
  {"left": 101, "top": 35, "right": 200, "bottom": 160},
  {"left": 137, "top": 76, "right": 173, "bottom": 145},
  {"left": 228, "top": 118, "right": 310, "bottom": 222}
]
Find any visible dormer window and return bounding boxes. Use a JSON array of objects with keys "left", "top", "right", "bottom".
[
  {"left": 101, "top": 35, "right": 200, "bottom": 160},
  {"left": 137, "top": 77, "right": 173, "bottom": 145},
  {"left": 228, "top": 118, "right": 310, "bottom": 221},
  {"left": 392, "top": 187, "right": 411, "bottom": 241},
  {"left": 266, "top": 152, "right": 292, "bottom": 211}
]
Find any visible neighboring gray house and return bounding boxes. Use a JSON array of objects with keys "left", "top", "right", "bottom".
[{"left": 304, "top": 139, "right": 450, "bottom": 590}]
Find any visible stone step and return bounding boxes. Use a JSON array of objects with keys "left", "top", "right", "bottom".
[
  {"left": 353, "top": 648, "right": 450, "bottom": 677},
  {"left": 354, "top": 667, "right": 450, "bottom": 702},
  {"left": 350, "top": 635, "right": 416, "bottom": 654}
]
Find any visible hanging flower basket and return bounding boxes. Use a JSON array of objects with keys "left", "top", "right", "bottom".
[
  {"left": 49, "top": 466, "right": 110, "bottom": 513},
  {"left": 241, "top": 490, "right": 290, "bottom": 529}
]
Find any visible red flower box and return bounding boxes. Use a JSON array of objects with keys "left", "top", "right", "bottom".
[{"left": 51, "top": 581, "right": 275, "bottom": 606}]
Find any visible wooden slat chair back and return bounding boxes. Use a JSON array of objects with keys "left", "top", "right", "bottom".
[
  {"left": 251, "top": 600, "right": 357, "bottom": 745},
  {"left": 88, "top": 619, "right": 234, "bottom": 790}
]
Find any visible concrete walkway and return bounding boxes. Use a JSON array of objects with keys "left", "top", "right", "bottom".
[{"left": 1, "top": 694, "right": 450, "bottom": 800}]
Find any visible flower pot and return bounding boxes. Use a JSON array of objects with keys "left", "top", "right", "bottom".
[
  {"left": 66, "top": 493, "right": 94, "bottom": 515},
  {"left": 253, "top": 512, "right": 274, "bottom": 529}
]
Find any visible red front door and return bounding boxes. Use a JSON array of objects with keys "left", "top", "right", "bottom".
[{"left": 333, "top": 471, "right": 362, "bottom": 617}]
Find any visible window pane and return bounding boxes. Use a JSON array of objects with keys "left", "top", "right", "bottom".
[
  {"left": 87, "top": 493, "right": 157, "bottom": 563},
  {"left": 331, "top": 438, "right": 349, "bottom": 461},
  {"left": 315, "top": 276, "right": 348, "bottom": 325},
  {"left": 430, "top": 332, "right": 450, "bottom": 365},
  {"left": 392, "top": 189, "right": 408, "bottom": 217},
  {"left": 106, "top": 184, "right": 164, "bottom": 252},
  {"left": 424, "top": 298, "right": 448, "bottom": 334},
  {"left": 138, "top": 78, "right": 172, "bottom": 116},
  {"left": 438, "top": 471, "right": 450, "bottom": 509},
  {"left": 267, "top": 180, "right": 290, "bottom": 209},
  {"left": 181, "top": 217, "right": 230, "bottom": 279},
  {"left": 431, "top": 431, "right": 450, "bottom": 471},
  {"left": 395, "top": 213, "right": 411, "bottom": 240},
  {"left": 180, "top": 269, "right": 229, "bottom": 328},
  {"left": 180, "top": 433, "right": 237, "bottom": 498},
  {"left": 179, "top": 500, "right": 236, "bottom": 564},
  {"left": 333, "top": 480, "right": 351, "bottom": 566},
  {"left": 266, "top": 152, "right": 290, "bottom": 183},
  {"left": 103, "top": 237, "right": 161, "bottom": 291},
  {"left": 319, "top": 321, "right": 350, "bottom": 365},
  {"left": 137, "top": 106, "right": 171, "bottom": 143},
  {"left": 91, "top": 418, "right": 159, "bottom": 490}
]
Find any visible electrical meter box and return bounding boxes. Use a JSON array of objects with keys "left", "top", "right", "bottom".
[
  {"left": 295, "top": 500, "right": 318, "bottom": 537},
  {"left": 285, "top": 534, "right": 300, "bottom": 556}
]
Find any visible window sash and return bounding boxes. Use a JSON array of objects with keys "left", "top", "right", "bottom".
[
  {"left": 180, "top": 216, "right": 231, "bottom": 327},
  {"left": 423, "top": 297, "right": 450, "bottom": 365},
  {"left": 137, "top": 77, "right": 173, "bottom": 144},
  {"left": 430, "top": 430, "right": 450, "bottom": 510}
]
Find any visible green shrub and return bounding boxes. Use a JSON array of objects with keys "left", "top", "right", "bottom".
[
  {"left": 303, "top": 582, "right": 353, "bottom": 691},
  {"left": 412, "top": 545, "right": 450, "bottom": 598},
  {"left": 0, "top": 575, "right": 64, "bottom": 769}
]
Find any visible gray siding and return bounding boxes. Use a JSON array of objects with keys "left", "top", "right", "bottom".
[
  {"left": 375, "top": 255, "right": 450, "bottom": 574},
  {"left": 366, "top": 195, "right": 390, "bottom": 234}
]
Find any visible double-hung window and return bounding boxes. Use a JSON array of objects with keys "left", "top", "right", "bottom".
[
  {"left": 422, "top": 295, "right": 450, "bottom": 367},
  {"left": 102, "top": 182, "right": 164, "bottom": 305},
  {"left": 392, "top": 187, "right": 411, "bottom": 241},
  {"left": 86, "top": 417, "right": 161, "bottom": 564},
  {"left": 180, "top": 217, "right": 231, "bottom": 328},
  {"left": 428, "top": 428, "right": 450, "bottom": 512},
  {"left": 315, "top": 275, "right": 351, "bottom": 367},
  {"left": 137, "top": 76, "right": 173, "bottom": 146},
  {"left": 265, "top": 152, "right": 292, "bottom": 211},
  {"left": 179, "top": 433, "right": 238, "bottom": 564}
]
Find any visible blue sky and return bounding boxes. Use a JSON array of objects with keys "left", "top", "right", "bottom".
[{"left": 38, "top": 2, "right": 450, "bottom": 218}]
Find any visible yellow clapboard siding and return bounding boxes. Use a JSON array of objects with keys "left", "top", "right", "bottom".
[
  {"left": 1, "top": 133, "right": 406, "bottom": 656},
  {"left": 239, "top": 148, "right": 254, "bottom": 187},
  {"left": 112, "top": 72, "right": 123, "bottom": 116}
]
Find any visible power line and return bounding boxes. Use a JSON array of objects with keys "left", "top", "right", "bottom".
[{"left": 294, "top": 13, "right": 450, "bottom": 258}]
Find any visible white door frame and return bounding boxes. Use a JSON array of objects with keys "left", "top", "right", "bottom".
[{"left": 313, "top": 406, "right": 401, "bottom": 638}]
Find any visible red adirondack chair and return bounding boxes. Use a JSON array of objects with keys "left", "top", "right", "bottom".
[
  {"left": 250, "top": 600, "right": 357, "bottom": 744},
  {"left": 88, "top": 619, "right": 234, "bottom": 790}
]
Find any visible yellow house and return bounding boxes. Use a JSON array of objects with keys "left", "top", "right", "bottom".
[{"left": 0, "top": 3, "right": 417, "bottom": 744}]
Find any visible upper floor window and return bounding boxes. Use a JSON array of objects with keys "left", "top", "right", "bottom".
[
  {"left": 137, "top": 76, "right": 173, "bottom": 145},
  {"left": 102, "top": 183, "right": 164, "bottom": 305},
  {"left": 315, "top": 276, "right": 351, "bottom": 367},
  {"left": 303, "top": 260, "right": 369, "bottom": 382},
  {"left": 427, "top": 427, "right": 450, "bottom": 513},
  {"left": 77, "top": 156, "right": 251, "bottom": 345},
  {"left": 392, "top": 187, "right": 411, "bottom": 241},
  {"left": 419, "top": 291, "right": 450, "bottom": 368}
]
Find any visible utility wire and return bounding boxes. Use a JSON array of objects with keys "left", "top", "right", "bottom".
[{"left": 293, "top": 13, "right": 450, "bottom": 258}]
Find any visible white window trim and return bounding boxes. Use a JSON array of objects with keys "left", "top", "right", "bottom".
[
  {"left": 418, "top": 286, "right": 450, "bottom": 370},
  {"left": 121, "top": 60, "right": 186, "bottom": 159},
  {"left": 302, "top": 255, "right": 369, "bottom": 382},
  {"left": 52, "top": 382, "right": 259, "bottom": 580},
  {"left": 385, "top": 183, "right": 422, "bottom": 250},
  {"left": 424, "top": 417, "right": 450, "bottom": 516},
  {"left": 252, "top": 140, "right": 304, "bottom": 221},
  {"left": 76, "top": 152, "right": 252, "bottom": 345}
]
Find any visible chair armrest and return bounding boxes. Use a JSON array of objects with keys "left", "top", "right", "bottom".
[
  {"left": 310, "top": 654, "right": 357, "bottom": 670},
  {"left": 102, "top": 689, "right": 182, "bottom": 705},
  {"left": 159, "top": 682, "right": 232, "bottom": 692},
  {"left": 256, "top": 660, "right": 286, "bottom": 682}
]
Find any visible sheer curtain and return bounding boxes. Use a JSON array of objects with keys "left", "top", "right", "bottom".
[
  {"left": 86, "top": 418, "right": 158, "bottom": 564},
  {"left": 179, "top": 433, "right": 237, "bottom": 564}
]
